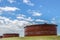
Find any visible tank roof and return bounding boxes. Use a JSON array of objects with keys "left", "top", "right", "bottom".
[{"left": 25, "top": 23, "right": 57, "bottom": 28}]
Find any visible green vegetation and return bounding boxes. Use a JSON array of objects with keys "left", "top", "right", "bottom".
[
  {"left": 1, "top": 36, "right": 60, "bottom": 40},
  {"left": 57, "top": 36, "right": 60, "bottom": 40}
]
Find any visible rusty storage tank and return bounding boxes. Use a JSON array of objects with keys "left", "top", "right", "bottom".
[
  {"left": 0, "top": 36, "right": 3, "bottom": 38},
  {"left": 25, "top": 23, "right": 57, "bottom": 36},
  {"left": 3, "top": 33, "right": 19, "bottom": 38}
]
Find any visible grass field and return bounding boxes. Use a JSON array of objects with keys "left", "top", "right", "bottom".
[{"left": 1, "top": 36, "right": 60, "bottom": 40}]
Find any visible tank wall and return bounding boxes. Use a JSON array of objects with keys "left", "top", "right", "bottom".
[{"left": 25, "top": 25, "right": 57, "bottom": 36}]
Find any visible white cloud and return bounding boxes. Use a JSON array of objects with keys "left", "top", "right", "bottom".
[
  {"left": 28, "top": 10, "right": 42, "bottom": 16},
  {"left": 13, "top": 20, "right": 32, "bottom": 28},
  {"left": 32, "top": 11, "right": 42, "bottom": 16},
  {"left": 26, "top": 17, "right": 34, "bottom": 21},
  {"left": 35, "top": 19, "right": 48, "bottom": 23},
  {"left": 51, "top": 21, "right": 56, "bottom": 24},
  {"left": 51, "top": 17, "right": 56, "bottom": 24},
  {"left": 0, "top": 6, "right": 20, "bottom": 12},
  {"left": 0, "top": 16, "right": 12, "bottom": 25},
  {"left": 52, "top": 17, "right": 56, "bottom": 20},
  {"left": 16, "top": 14, "right": 34, "bottom": 22},
  {"left": 23, "top": 0, "right": 34, "bottom": 6},
  {"left": 0, "top": 16, "right": 32, "bottom": 28},
  {"left": 17, "top": 14, "right": 26, "bottom": 20},
  {"left": 0, "top": 0, "right": 16, "bottom": 3},
  {"left": 7, "top": 0, "right": 16, "bottom": 3}
]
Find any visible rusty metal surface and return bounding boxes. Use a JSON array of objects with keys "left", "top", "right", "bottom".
[
  {"left": 25, "top": 24, "right": 57, "bottom": 36},
  {"left": 3, "top": 33, "right": 19, "bottom": 38}
]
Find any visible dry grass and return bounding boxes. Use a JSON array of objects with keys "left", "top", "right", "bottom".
[{"left": 1, "top": 36, "right": 59, "bottom": 40}]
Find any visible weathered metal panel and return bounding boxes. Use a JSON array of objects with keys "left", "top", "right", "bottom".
[
  {"left": 3, "top": 33, "right": 19, "bottom": 38},
  {"left": 25, "top": 24, "right": 57, "bottom": 36}
]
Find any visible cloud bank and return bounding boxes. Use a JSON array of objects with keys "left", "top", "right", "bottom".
[
  {"left": 0, "top": 6, "right": 20, "bottom": 12},
  {"left": 23, "top": 0, "right": 34, "bottom": 6}
]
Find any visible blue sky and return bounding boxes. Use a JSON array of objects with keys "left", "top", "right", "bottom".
[{"left": 0, "top": 0, "right": 60, "bottom": 35}]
